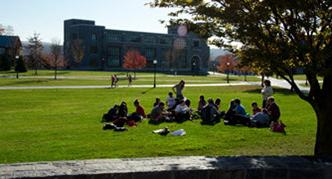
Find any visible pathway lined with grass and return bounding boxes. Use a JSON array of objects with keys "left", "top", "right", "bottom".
[{"left": 0, "top": 81, "right": 261, "bottom": 90}]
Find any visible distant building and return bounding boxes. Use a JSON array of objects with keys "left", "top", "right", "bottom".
[
  {"left": 0, "top": 35, "right": 21, "bottom": 58},
  {"left": 64, "top": 19, "right": 209, "bottom": 73}
]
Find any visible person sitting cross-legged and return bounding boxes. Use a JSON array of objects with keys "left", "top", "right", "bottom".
[
  {"left": 112, "top": 101, "right": 128, "bottom": 127},
  {"left": 174, "top": 99, "right": 191, "bottom": 122},
  {"left": 149, "top": 102, "right": 171, "bottom": 124},
  {"left": 128, "top": 99, "right": 146, "bottom": 123},
  {"left": 224, "top": 99, "right": 250, "bottom": 126},
  {"left": 251, "top": 102, "right": 262, "bottom": 115},
  {"left": 249, "top": 109, "right": 270, "bottom": 128},
  {"left": 197, "top": 95, "right": 207, "bottom": 114},
  {"left": 201, "top": 98, "right": 222, "bottom": 125},
  {"left": 265, "top": 96, "right": 281, "bottom": 124}
]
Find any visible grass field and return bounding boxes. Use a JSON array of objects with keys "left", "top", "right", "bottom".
[
  {"left": 0, "top": 70, "right": 259, "bottom": 86},
  {"left": 0, "top": 85, "right": 316, "bottom": 164}
]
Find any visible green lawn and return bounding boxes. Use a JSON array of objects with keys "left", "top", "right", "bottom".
[
  {"left": 293, "top": 74, "right": 323, "bottom": 81},
  {"left": 0, "top": 85, "right": 316, "bottom": 164},
  {"left": 0, "top": 70, "right": 259, "bottom": 86}
]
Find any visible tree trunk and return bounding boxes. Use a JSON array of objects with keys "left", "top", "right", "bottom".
[
  {"left": 314, "top": 74, "right": 332, "bottom": 157},
  {"left": 54, "top": 66, "right": 57, "bottom": 80},
  {"left": 315, "top": 108, "right": 332, "bottom": 156},
  {"left": 261, "top": 74, "right": 265, "bottom": 87}
]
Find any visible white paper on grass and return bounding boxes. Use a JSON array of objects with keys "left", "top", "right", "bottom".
[{"left": 171, "top": 129, "right": 186, "bottom": 136}]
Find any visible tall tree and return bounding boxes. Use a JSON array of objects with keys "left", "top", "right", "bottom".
[
  {"left": 217, "top": 54, "right": 237, "bottom": 73},
  {"left": 27, "top": 33, "right": 43, "bottom": 75},
  {"left": 70, "top": 39, "right": 84, "bottom": 66},
  {"left": 150, "top": 0, "right": 332, "bottom": 156},
  {"left": 48, "top": 40, "right": 63, "bottom": 80},
  {"left": 122, "top": 50, "right": 147, "bottom": 78}
]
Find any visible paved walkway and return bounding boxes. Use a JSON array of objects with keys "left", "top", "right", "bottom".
[
  {"left": 0, "top": 72, "right": 314, "bottom": 91},
  {"left": 0, "top": 82, "right": 261, "bottom": 90},
  {"left": 1, "top": 156, "right": 331, "bottom": 178}
]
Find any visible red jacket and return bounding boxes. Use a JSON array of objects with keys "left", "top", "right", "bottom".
[{"left": 136, "top": 105, "right": 146, "bottom": 118}]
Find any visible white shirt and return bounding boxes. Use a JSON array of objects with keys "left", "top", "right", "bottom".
[
  {"left": 261, "top": 86, "right": 273, "bottom": 100},
  {"left": 166, "top": 96, "right": 176, "bottom": 108},
  {"left": 175, "top": 104, "right": 189, "bottom": 114}
]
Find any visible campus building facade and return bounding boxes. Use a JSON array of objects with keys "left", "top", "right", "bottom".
[{"left": 64, "top": 19, "right": 209, "bottom": 73}]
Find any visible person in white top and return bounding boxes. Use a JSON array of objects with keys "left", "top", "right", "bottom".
[
  {"left": 261, "top": 80, "right": 273, "bottom": 108},
  {"left": 166, "top": 92, "right": 176, "bottom": 110},
  {"left": 174, "top": 100, "right": 190, "bottom": 122}
]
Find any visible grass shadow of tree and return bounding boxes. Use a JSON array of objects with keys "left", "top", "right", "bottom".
[
  {"left": 141, "top": 87, "right": 154, "bottom": 94},
  {"left": 5, "top": 79, "right": 50, "bottom": 85}
]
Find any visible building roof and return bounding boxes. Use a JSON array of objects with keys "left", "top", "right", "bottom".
[{"left": 0, "top": 35, "right": 21, "bottom": 48}]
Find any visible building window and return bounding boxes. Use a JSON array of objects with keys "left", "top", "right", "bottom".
[
  {"left": 90, "top": 46, "right": 98, "bottom": 54},
  {"left": 107, "top": 47, "right": 120, "bottom": 67},
  {"left": 71, "top": 33, "right": 78, "bottom": 40},
  {"left": 92, "top": 33, "right": 97, "bottom": 41},
  {"left": 144, "top": 36, "right": 155, "bottom": 44},
  {"left": 145, "top": 48, "right": 156, "bottom": 61},
  {"left": 160, "top": 37, "right": 171, "bottom": 45},
  {"left": 193, "top": 40, "right": 200, "bottom": 48},
  {"left": 129, "top": 35, "right": 141, "bottom": 43},
  {"left": 107, "top": 32, "right": 122, "bottom": 42}
]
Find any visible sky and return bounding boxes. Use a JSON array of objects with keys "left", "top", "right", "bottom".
[{"left": 0, "top": 0, "right": 174, "bottom": 43}]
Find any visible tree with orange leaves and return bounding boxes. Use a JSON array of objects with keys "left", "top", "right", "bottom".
[
  {"left": 122, "top": 50, "right": 147, "bottom": 79},
  {"left": 217, "top": 54, "right": 237, "bottom": 73},
  {"left": 217, "top": 54, "right": 238, "bottom": 83}
]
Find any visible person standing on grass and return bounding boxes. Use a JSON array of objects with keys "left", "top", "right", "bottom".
[
  {"left": 111, "top": 74, "right": 116, "bottom": 88},
  {"left": 172, "top": 80, "right": 185, "bottom": 100},
  {"left": 261, "top": 79, "right": 273, "bottom": 108},
  {"left": 128, "top": 74, "right": 132, "bottom": 86},
  {"left": 114, "top": 75, "right": 119, "bottom": 87}
]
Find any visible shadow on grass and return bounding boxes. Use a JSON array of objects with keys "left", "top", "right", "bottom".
[
  {"left": 141, "top": 87, "right": 154, "bottom": 94},
  {"left": 244, "top": 88, "right": 295, "bottom": 95},
  {"left": 4, "top": 79, "right": 51, "bottom": 85}
]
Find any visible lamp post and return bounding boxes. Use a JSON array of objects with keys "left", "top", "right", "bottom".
[
  {"left": 153, "top": 60, "right": 157, "bottom": 88},
  {"left": 15, "top": 55, "right": 19, "bottom": 79},
  {"left": 101, "top": 58, "right": 105, "bottom": 71},
  {"left": 226, "top": 62, "right": 230, "bottom": 83},
  {"left": 192, "top": 61, "right": 196, "bottom": 76}
]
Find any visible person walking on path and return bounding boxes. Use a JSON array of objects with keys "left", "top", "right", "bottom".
[
  {"left": 172, "top": 80, "right": 185, "bottom": 100},
  {"left": 261, "top": 79, "right": 273, "bottom": 108}
]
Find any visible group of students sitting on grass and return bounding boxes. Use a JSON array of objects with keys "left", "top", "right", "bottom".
[{"left": 102, "top": 91, "right": 282, "bottom": 131}]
